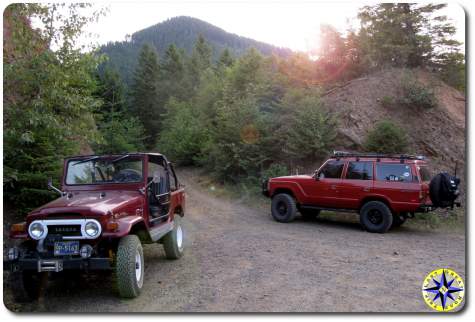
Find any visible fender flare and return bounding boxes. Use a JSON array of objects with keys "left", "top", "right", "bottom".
[{"left": 102, "top": 215, "right": 147, "bottom": 239}]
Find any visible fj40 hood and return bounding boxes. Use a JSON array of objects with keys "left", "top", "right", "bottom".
[{"left": 29, "top": 190, "right": 144, "bottom": 217}]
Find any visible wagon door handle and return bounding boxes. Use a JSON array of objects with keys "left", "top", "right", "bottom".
[
  {"left": 331, "top": 185, "right": 337, "bottom": 190},
  {"left": 363, "top": 187, "right": 371, "bottom": 192}
]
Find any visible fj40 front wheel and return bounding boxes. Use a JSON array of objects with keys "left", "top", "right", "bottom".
[
  {"left": 8, "top": 270, "right": 47, "bottom": 302},
  {"left": 115, "top": 235, "right": 144, "bottom": 298}
]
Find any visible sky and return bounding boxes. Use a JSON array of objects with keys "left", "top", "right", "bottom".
[{"left": 84, "top": 1, "right": 466, "bottom": 53}]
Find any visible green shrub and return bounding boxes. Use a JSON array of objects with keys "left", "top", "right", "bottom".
[
  {"left": 283, "top": 89, "right": 337, "bottom": 161},
  {"left": 261, "top": 163, "right": 289, "bottom": 180},
  {"left": 399, "top": 80, "right": 437, "bottom": 109},
  {"left": 380, "top": 95, "right": 395, "bottom": 108},
  {"left": 157, "top": 99, "right": 209, "bottom": 165},
  {"left": 364, "top": 120, "right": 409, "bottom": 154}
]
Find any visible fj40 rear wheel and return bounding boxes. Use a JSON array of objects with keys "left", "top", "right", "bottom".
[
  {"left": 162, "top": 216, "right": 185, "bottom": 259},
  {"left": 115, "top": 235, "right": 144, "bottom": 298}
]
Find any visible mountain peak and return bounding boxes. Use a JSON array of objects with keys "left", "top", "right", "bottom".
[{"left": 100, "top": 16, "right": 292, "bottom": 84}]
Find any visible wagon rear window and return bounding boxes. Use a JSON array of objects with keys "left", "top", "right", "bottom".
[{"left": 376, "top": 164, "right": 413, "bottom": 182}]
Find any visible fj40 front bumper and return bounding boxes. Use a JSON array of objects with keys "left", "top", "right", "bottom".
[{"left": 4, "top": 256, "right": 112, "bottom": 272}]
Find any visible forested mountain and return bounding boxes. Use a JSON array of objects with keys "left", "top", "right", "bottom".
[{"left": 100, "top": 16, "right": 292, "bottom": 84}]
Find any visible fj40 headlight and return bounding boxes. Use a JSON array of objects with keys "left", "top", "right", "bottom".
[
  {"left": 84, "top": 220, "right": 100, "bottom": 238},
  {"left": 28, "top": 221, "right": 46, "bottom": 240}
]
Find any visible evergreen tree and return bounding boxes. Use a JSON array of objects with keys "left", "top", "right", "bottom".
[
  {"left": 97, "top": 66, "right": 126, "bottom": 118},
  {"left": 159, "top": 44, "right": 187, "bottom": 101},
  {"left": 3, "top": 4, "right": 102, "bottom": 212},
  {"left": 188, "top": 35, "right": 213, "bottom": 90},
  {"left": 94, "top": 66, "right": 145, "bottom": 154},
  {"left": 130, "top": 43, "right": 162, "bottom": 148},
  {"left": 358, "top": 3, "right": 462, "bottom": 68},
  {"left": 217, "top": 48, "right": 234, "bottom": 69}
]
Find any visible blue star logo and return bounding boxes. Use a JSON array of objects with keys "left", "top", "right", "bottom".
[{"left": 423, "top": 269, "right": 463, "bottom": 310}]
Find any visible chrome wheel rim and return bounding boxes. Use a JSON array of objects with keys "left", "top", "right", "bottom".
[
  {"left": 176, "top": 225, "right": 183, "bottom": 250},
  {"left": 135, "top": 251, "right": 142, "bottom": 282}
]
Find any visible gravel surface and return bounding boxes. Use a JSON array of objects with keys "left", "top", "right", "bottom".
[{"left": 3, "top": 169, "right": 466, "bottom": 312}]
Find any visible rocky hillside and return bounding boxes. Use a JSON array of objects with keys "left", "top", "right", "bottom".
[{"left": 322, "top": 67, "right": 465, "bottom": 184}]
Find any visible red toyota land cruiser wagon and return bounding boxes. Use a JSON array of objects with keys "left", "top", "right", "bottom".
[{"left": 262, "top": 152, "right": 460, "bottom": 233}]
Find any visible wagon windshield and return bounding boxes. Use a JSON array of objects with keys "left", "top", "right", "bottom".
[{"left": 65, "top": 155, "right": 144, "bottom": 185}]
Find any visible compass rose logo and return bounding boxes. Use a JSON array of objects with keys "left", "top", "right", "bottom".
[{"left": 422, "top": 268, "right": 464, "bottom": 312}]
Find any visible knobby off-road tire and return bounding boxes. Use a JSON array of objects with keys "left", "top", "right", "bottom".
[
  {"left": 271, "top": 193, "right": 297, "bottom": 223},
  {"left": 391, "top": 213, "right": 407, "bottom": 228},
  {"left": 359, "top": 201, "right": 393, "bottom": 233},
  {"left": 115, "top": 235, "right": 144, "bottom": 298},
  {"left": 163, "top": 216, "right": 185, "bottom": 259},
  {"left": 8, "top": 270, "right": 47, "bottom": 303},
  {"left": 300, "top": 208, "right": 321, "bottom": 221}
]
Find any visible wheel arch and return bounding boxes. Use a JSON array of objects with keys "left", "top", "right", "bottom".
[
  {"left": 359, "top": 195, "right": 394, "bottom": 213},
  {"left": 129, "top": 220, "right": 152, "bottom": 244},
  {"left": 272, "top": 188, "right": 296, "bottom": 199},
  {"left": 173, "top": 205, "right": 184, "bottom": 217}
]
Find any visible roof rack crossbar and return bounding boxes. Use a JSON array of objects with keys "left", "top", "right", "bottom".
[{"left": 332, "top": 151, "right": 425, "bottom": 161}]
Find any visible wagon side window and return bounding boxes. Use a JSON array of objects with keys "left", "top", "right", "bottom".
[
  {"left": 346, "top": 161, "right": 373, "bottom": 180},
  {"left": 319, "top": 160, "right": 344, "bottom": 179},
  {"left": 376, "top": 164, "right": 413, "bottom": 182}
]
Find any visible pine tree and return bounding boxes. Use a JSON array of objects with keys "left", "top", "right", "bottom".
[
  {"left": 97, "top": 66, "right": 126, "bottom": 118},
  {"left": 217, "top": 48, "right": 234, "bottom": 69},
  {"left": 188, "top": 35, "right": 213, "bottom": 90},
  {"left": 130, "top": 43, "right": 162, "bottom": 148},
  {"left": 94, "top": 66, "right": 145, "bottom": 154},
  {"left": 159, "top": 44, "right": 187, "bottom": 101},
  {"left": 358, "top": 3, "right": 463, "bottom": 69}
]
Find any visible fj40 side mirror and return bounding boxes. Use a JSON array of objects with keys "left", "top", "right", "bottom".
[{"left": 47, "top": 177, "right": 64, "bottom": 196}]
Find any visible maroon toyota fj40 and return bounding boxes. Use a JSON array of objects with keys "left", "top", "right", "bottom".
[
  {"left": 5, "top": 153, "right": 185, "bottom": 300},
  {"left": 262, "top": 151, "right": 460, "bottom": 233}
]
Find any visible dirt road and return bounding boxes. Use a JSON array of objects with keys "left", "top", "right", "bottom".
[{"left": 3, "top": 169, "right": 465, "bottom": 312}]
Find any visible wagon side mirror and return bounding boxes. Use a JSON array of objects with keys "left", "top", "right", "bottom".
[{"left": 314, "top": 171, "right": 320, "bottom": 181}]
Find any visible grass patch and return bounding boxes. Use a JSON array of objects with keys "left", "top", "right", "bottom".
[{"left": 407, "top": 207, "right": 465, "bottom": 232}]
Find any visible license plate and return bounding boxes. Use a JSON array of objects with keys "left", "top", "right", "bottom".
[{"left": 54, "top": 241, "right": 80, "bottom": 256}]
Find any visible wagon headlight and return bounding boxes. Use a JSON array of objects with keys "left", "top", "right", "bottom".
[
  {"left": 29, "top": 222, "right": 46, "bottom": 240},
  {"left": 84, "top": 221, "right": 100, "bottom": 238}
]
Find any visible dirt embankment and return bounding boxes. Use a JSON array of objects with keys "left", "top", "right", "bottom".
[
  {"left": 322, "top": 68, "right": 465, "bottom": 172},
  {"left": 3, "top": 169, "right": 465, "bottom": 312}
]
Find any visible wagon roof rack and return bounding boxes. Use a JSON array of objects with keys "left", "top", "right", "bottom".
[{"left": 332, "top": 151, "right": 426, "bottom": 162}]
